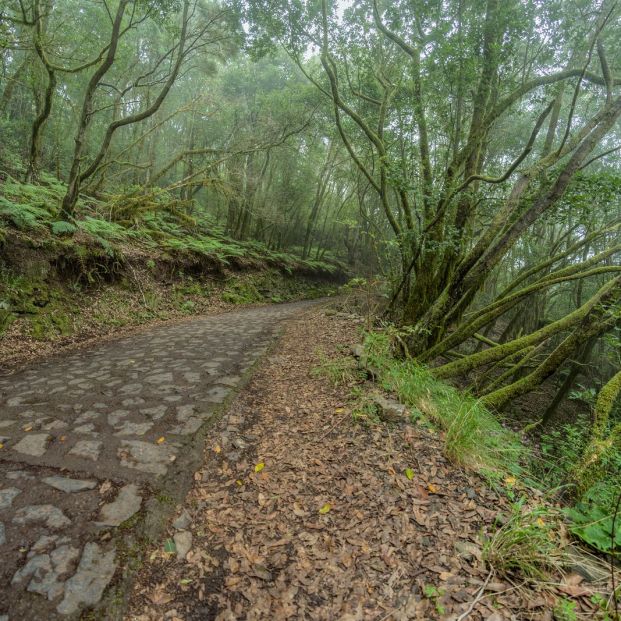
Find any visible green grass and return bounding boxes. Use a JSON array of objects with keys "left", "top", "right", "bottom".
[
  {"left": 362, "top": 331, "right": 525, "bottom": 474},
  {"left": 482, "top": 503, "right": 567, "bottom": 582}
]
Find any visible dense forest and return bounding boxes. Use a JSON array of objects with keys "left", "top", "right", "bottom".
[{"left": 2, "top": 0, "right": 621, "bottom": 615}]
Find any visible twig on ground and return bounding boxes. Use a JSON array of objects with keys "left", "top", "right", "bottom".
[{"left": 456, "top": 568, "right": 494, "bottom": 621}]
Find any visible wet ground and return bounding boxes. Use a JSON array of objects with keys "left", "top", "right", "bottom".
[{"left": 0, "top": 300, "right": 321, "bottom": 620}]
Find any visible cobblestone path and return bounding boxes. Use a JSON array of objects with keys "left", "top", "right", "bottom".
[{"left": 0, "top": 300, "right": 320, "bottom": 620}]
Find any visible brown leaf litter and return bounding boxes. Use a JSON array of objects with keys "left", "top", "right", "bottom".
[{"left": 125, "top": 306, "right": 610, "bottom": 620}]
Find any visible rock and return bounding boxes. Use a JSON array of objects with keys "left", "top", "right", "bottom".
[
  {"left": 205, "top": 386, "right": 230, "bottom": 404},
  {"left": 113, "top": 421, "right": 153, "bottom": 436},
  {"left": 57, "top": 543, "right": 117, "bottom": 615},
  {"left": 0, "top": 487, "right": 21, "bottom": 510},
  {"left": 29, "top": 535, "right": 61, "bottom": 556},
  {"left": 173, "top": 531, "right": 192, "bottom": 560},
  {"left": 14, "top": 545, "right": 81, "bottom": 601},
  {"left": 372, "top": 394, "right": 409, "bottom": 423},
  {"left": 68, "top": 440, "right": 102, "bottom": 461},
  {"left": 97, "top": 484, "right": 142, "bottom": 527},
  {"left": 6, "top": 470, "right": 34, "bottom": 480},
  {"left": 351, "top": 343, "right": 365, "bottom": 359},
  {"left": 13, "top": 505, "right": 71, "bottom": 529},
  {"left": 0, "top": 521, "right": 5, "bottom": 545},
  {"left": 12, "top": 433, "right": 51, "bottom": 457},
  {"left": 172, "top": 509, "right": 191, "bottom": 530},
  {"left": 232, "top": 437, "right": 248, "bottom": 450},
  {"left": 324, "top": 308, "right": 337, "bottom": 316},
  {"left": 42, "top": 477, "right": 97, "bottom": 493},
  {"left": 118, "top": 440, "right": 176, "bottom": 476}
]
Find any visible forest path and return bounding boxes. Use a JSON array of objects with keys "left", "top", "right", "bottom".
[
  {"left": 0, "top": 299, "right": 323, "bottom": 621},
  {"left": 123, "top": 306, "right": 540, "bottom": 621}
]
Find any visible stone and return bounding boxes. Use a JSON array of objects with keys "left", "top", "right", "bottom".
[
  {"left": 43, "top": 420, "right": 68, "bottom": 431},
  {"left": 232, "top": 437, "right": 248, "bottom": 450},
  {"left": 118, "top": 440, "right": 175, "bottom": 476},
  {"left": 174, "top": 531, "right": 192, "bottom": 560},
  {"left": 29, "top": 535, "right": 60, "bottom": 556},
  {"left": 172, "top": 509, "right": 191, "bottom": 530},
  {"left": 204, "top": 386, "right": 230, "bottom": 404},
  {"left": 0, "top": 487, "right": 21, "bottom": 510},
  {"left": 12, "top": 433, "right": 51, "bottom": 457},
  {"left": 216, "top": 375, "right": 241, "bottom": 387},
  {"left": 97, "top": 484, "right": 142, "bottom": 527},
  {"left": 141, "top": 405, "right": 167, "bottom": 420},
  {"left": 372, "top": 394, "right": 409, "bottom": 423},
  {"left": 42, "top": 477, "right": 97, "bottom": 493},
  {"left": 0, "top": 521, "right": 5, "bottom": 545},
  {"left": 69, "top": 440, "right": 102, "bottom": 461},
  {"left": 114, "top": 421, "right": 153, "bottom": 436},
  {"left": 6, "top": 470, "right": 34, "bottom": 480},
  {"left": 74, "top": 424, "right": 96, "bottom": 435},
  {"left": 13, "top": 505, "right": 71, "bottom": 529},
  {"left": 57, "top": 543, "right": 117, "bottom": 615},
  {"left": 15, "top": 545, "right": 81, "bottom": 600},
  {"left": 176, "top": 405, "right": 195, "bottom": 421}
]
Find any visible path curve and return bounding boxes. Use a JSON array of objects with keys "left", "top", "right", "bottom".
[{"left": 0, "top": 299, "right": 322, "bottom": 620}]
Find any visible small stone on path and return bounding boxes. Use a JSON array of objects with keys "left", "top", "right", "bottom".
[
  {"left": 97, "top": 484, "right": 142, "bottom": 526},
  {"left": 42, "top": 476, "right": 97, "bottom": 493},
  {"left": 68, "top": 440, "right": 102, "bottom": 461},
  {"left": 172, "top": 509, "right": 191, "bottom": 530},
  {"left": 57, "top": 543, "right": 117, "bottom": 615},
  {"left": 13, "top": 505, "right": 71, "bottom": 529},
  {"left": 0, "top": 487, "right": 21, "bottom": 510},
  {"left": 12, "top": 433, "right": 50, "bottom": 456},
  {"left": 174, "top": 531, "right": 192, "bottom": 560}
]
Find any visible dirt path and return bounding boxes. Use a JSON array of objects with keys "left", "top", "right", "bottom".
[
  {"left": 124, "top": 307, "right": 560, "bottom": 621},
  {"left": 0, "top": 299, "right": 323, "bottom": 620}
]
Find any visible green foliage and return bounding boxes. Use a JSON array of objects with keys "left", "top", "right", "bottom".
[
  {"left": 482, "top": 503, "right": 567, "bottom": 581},
  {"left": 311, "top": 353, "right": 365, "bottom": 387},
  {"left": 363, "top": 331, "right": 524, "bottom": 473},
  {"left": 51, "top": 220, "right": 78, "bottom": 236},
  {"left": 534, "top": 420, "right": 621, "bottom": 554},
  {"left": 553, "top": 597, "right": 578, "bottom": 621}
]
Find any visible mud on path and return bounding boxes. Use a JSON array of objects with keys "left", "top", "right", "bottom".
[{"left": 0, "top": 299, "right": 324, "bottom": 621}]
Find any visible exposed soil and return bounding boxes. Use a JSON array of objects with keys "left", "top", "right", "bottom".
[{"left": 124, "top": 306, "right": 609, "bottom": 620}]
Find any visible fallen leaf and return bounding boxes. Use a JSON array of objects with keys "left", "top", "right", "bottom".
[
  {"left": 214, "top": 445, "right": 222, "bottom": 454},
  {"left": 319, "top": 503, "right": 331, "bottom": 514},
  {"left": 23, "top": 424, "right": 32, "bottom": 432},
  {"left": 536, "top": 517, "right": 545, "bottom": 527},
  {"left": 149, "top": 585, "right": 173, "bottom": 605},
  {"left": 505, "top": 476, "right": 517, "bottom": 486},
  {"left": 292, "top": 503, "right": 307, "bottom": 517},
  {"left": 0, "top": 443, "right": 3, "bottom": 449},
  {"left": 254, "top": 462, "right": 265, "bottom": 473},
  {"left": 405, "top": 468, "right": 415, "bottom": 480},
  {"left": 99, "top": 480, "right": 112, "bottom": 494},
  {"left": 428, "top": 483, "right": 438, "bottom": 493},
  {"left": 335, "top": 408, "right": 345, "bottom": 413},
  {"left": 156, "top": 436, "right": 165, "bottom": 444},
  {"left": 163, "top": 538, "right": 176, "bottom": 554},
  {"left": 236, "top": 479, "right": 244, "bottom": 486}
]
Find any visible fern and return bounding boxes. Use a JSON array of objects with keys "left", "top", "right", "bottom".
[{"left": 51, "top": 220, "right": 77, "bottom": 235}]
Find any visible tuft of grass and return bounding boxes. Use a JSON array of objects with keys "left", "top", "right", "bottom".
[
  {"left": 311, "top": 352, "right": 366, "bottom": 387},
  {"left": 482, "top": 503, "right": 567, "bottom": 581},
  {"left": 363, "top": 331, "right": 524, "bottom": 474}
]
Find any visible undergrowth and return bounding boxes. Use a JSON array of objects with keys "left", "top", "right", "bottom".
[{"left": 362, "top": 330, "right": 525, "bottom": 475}]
